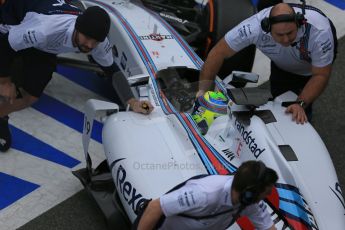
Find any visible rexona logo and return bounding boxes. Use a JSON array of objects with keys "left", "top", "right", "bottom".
[
  {"left": 116, "top": 165, "right": 147, "bottom": 214},
  {"left": 235, "top": 119, "right": 265, "bottom": 158}
]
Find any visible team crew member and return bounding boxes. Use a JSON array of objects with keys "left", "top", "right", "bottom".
[
  {"left": 197, "top": 3, "right": 337, "bottom": 124},
  {"left": 135, "top": 161, "right": 278, "bottom": 230},
  {"left": 0, "top": 0, "right": 153, "bottom": 152}
]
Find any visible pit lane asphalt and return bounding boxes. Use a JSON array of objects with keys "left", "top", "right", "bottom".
[{"left": 18, "top": 36, "right": 345, "bottom": 230}]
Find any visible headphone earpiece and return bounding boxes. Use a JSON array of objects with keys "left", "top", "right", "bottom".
[
  {"left": 261, "top": 17, "right": 271, "bottom": 33},
  {"left": 295, "top": 12, "right": 306, "bottom": 26},
  {"left": 239, "top": 161, "right": 267, "bottom": 206},
  {"left": 240, "top": 190, "right": 256, "bottom": 206}
]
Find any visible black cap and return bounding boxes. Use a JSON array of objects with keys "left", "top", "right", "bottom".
[{"left": 75, "top": 6, "right": 110, "bottom": 42}]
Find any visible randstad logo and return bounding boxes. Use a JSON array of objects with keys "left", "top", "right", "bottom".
[{"left": 235, "top": 119, "right": 265, "bottom": 158}]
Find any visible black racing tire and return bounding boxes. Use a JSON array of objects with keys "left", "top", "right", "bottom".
[{"left": 209, "top": 0, "right": 257, "bottom": 79}]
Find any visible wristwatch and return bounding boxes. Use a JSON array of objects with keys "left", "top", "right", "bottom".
[{"left": 296, "top": 100, "right": 307, "bottom": 109}]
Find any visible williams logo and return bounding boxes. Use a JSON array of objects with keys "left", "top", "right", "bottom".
[{"left": 235, "top": 119, "right": 265, "bottom": 158}]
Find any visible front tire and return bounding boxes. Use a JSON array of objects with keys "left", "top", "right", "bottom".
[{"left": 206, "top": 0, "right": 256, "bottom": 79}]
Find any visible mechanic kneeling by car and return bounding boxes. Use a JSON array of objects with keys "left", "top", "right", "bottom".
[
  {"left": 0, "top": 0, "right": 153, "bottom": 152},
  {"left": 133, "top": 160, "right": 278, "bottom": 230}
]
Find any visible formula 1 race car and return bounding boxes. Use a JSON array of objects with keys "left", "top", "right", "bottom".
[{"left": 72, "top": 0, "right": 345, "bottom": 229}]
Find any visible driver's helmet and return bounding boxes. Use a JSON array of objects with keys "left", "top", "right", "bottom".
[{"left": 192, "top": 91, "right": 228, "bottom": 135}]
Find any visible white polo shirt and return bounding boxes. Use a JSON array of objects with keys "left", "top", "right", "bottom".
[
  {"left": 159, "top": 175, "right": 273, "bottom": 230},
  {"left": 7, "top": 12, "right": 113, "bottom": 67},
  {"left": 225, "top": 6, "right": 335, "bottom": 76}
]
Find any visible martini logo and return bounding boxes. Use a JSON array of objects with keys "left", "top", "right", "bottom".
[
  {"left": 139, "top": 34, "right": 174, "bottom": 41},
  {"left": 222, "top": 149, "right": 235, "bottom": 161},
  {"left": 235, "top": 119, "right": 265, "bottom": 158}
]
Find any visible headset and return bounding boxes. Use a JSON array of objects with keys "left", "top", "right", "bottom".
[
  {"left": 239, "top": 161, "right": 267, "bottom": 206},
  {"left": 260, "top": 0, "right": 307, "bottom": 33}
]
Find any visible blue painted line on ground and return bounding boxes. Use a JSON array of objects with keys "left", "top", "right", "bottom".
[
  {"left": 325, "top": 0, "right": 345, "bottom": 10},
  {"left": 31, "top": 93, "right": 103, "bottom": 143},
  {"left": 10, "top": 125, "right": 80, "bottom": 168},
  {"left": 0, "top": 172, "right": 40, "bottom": 210},
  {"left": 56, "top": 65, "right": 119, "bottom": 102}
]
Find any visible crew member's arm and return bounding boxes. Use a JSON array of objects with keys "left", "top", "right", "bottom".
[
  {"left": 197, "top": 38, "right": 237, "bottom": 97},
  {"left": 0, "top": 77, "right": 16, "bottom": 104},
  {"left": 137, "top": 199, "right": 163, "bottom": 230},
  {"left": 286, "top": 24, "right": 336, "bottom": 124},
  {"left": 197, "top": 14, "right": 260, "bottom": 97},
  {"left": 285, "top": 65, "right": 331, "bottom": 124},
  {"left": 91, "top": 39, "right": 153, "bottom": 114},
  {"left": 300, "top": 65, "right": 331, "bottom": 103},
  {"left": 112, "top": 71, "right": 153, "bottom": 114},
  {"left": 244, "top": 201, "right": 277, "bottom": 230},
  {"left": 0, "top": 33, "right": 16, "bottom": 103},
  {"left": 137, "top": 183, "right": 206, "bottom": 230},
  {"left": 1, "top": 17, "right": 48, "bottom": 103},
  {"left": 0, "top": 91, "right": 38, "bottom": 117}
]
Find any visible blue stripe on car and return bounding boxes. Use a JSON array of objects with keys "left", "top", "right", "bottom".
[
  {"left": 279, "top": 199, "right": 310, "bottom": 224},
  {"left": 277, "top": 187, "right": 305, "bottom": 208}
]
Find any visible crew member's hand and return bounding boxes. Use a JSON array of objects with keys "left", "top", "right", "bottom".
[
  {"left": 128, "top": 99, "right": 154, "bottom": 114},
  {"left": 0, "top": 81, "right": 16, "bottom": 104},
  {"left": 196, "top": 89, "right": 205, "bottom": 98},
  {"left": 285, "top": 104, "right": 308, "bottom": 124}
]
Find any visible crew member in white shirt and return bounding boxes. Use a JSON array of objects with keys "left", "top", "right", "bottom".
[
  {"left": 135, "top": 161, "right": 278, "bottom": 230},
  {"left": 197, "top": 2, "right": 337, "bottom": 125},
  {"left": 0, "top": 0, "right": 153, "bottom": 152}
]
